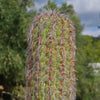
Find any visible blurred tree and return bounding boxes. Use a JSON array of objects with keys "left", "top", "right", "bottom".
[
  {"left": 0, "top": 0, "right": 36, "bottom": 93},
  {"left": 76, "top": 36, "right": 95, "bottom": 100},
  {"left": 39, "top": 0, "right": 57, "bottom": 12},
  {"left": 76, "top": 36, "right": 100, "bottom": 100},
  {"left": 59, "top": 3, "right": 75, "bottom": 16},
  {"left": 93, "top": 37, "right": 100, "bottom": 62},
  {"left": 44, "top": 0, "right": 57, "bottom": 10}
]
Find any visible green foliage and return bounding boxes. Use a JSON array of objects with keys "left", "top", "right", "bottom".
[
  {"left": 92, "top": 37, "right": 100, "bottom": 62},
  {"left": 75, "top": 35, "right": 100, "bottom": 100},
  {"left": 0, "top": 45, "right": 24, "bottom": 91},
  {"left": 13, "top": 85, "right": 25, "bottom": 100},
  {"left": 0, "top": 0, "right": 36, "bottom": 92},
  {"left": 59, "top": 3, "right": 75, "bottom": 16},
  {"left": 44, "top": 0, "right": 57, "bottom": 10}
]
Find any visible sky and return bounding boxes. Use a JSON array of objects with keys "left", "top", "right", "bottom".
[{"left": 34, "top": 0, "right": 100, "bottom": 37}]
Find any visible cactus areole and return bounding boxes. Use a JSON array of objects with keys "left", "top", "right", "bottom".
[{"left": 26, "top": 11, "right": 76, "bottom": 100}]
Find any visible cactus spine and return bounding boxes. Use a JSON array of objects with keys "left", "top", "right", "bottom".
[{"left": 26, "top": 11, "right": 76, "bottom": 100}]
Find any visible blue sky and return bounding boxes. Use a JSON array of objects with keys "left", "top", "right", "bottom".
[{"left": 34, "top": 0, "right": 100, "bottom": 37}]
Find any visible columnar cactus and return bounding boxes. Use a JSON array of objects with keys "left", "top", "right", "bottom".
[{"left": 26, "top": 11, "right": 76, "bottom": 100}]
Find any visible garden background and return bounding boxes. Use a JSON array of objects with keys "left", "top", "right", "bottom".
[{"left": 0, "top": 0, "right": 100, "bottom": 100}]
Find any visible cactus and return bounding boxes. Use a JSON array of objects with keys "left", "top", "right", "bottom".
[{"left": 26, "top": 11, "right": 76, "bottom": 100}]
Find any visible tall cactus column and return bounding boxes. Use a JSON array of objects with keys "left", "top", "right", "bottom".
[{"left": 26, "top": 11, "right": 76, "bottom": 100}]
